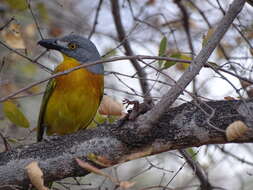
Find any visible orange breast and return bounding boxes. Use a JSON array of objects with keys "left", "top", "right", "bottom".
[{"left": 44, "top": 57, "right": 104, "bottom": 135}]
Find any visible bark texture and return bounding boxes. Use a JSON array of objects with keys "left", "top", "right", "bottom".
[{"left": 0, "top": 99, "right": 253, "bottom": 189}]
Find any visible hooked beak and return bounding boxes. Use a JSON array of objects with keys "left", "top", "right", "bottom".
[{"left": 38, "top": 38, "right": 61, "bottom": 51}]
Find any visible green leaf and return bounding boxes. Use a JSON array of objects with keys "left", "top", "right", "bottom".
[
  {"left": 162, "top": 52, "right": 192, "bottom": 71},
  {"left": 186, "top": 148, "right": 197, "bottom": 161},
  {"left": 2, "top": 100, "right": 30, "bottom": 128},
  {"left": 5, "top": 0, "right": 27, "bottom": 11},
  {"left": 7, "top": 137, "right": 19, "bottom": 144},
  {"left": 163, "top": 60, "right": 177, "bottom": 69},
  {"left": 88, "top": 113, "right": 117, "bottom": 129},
  {"left": 88, "top": 113, "right": 106, "bottom": 128},
  {"left": 166, "top": 52, "right": 181, "bottom": 67},
  {"left": 162, "top": 52, "right": 181, "bottom": 69},
  {"left": 102, "top": 48, "right": 117, "bottom": 59},
  {"left": 207, "top": 61, "right": 219, "bottom": 68},
  {"left": 158, "top": 36, "right": 168, "bottom": 66}
]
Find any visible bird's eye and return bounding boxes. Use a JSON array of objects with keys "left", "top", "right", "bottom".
[{"left": 68, "top": 42, "right": 77, "bottom": 50}]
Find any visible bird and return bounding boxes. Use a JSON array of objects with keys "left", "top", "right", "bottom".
[{"left": 37, "top": 34, "right": 104, "bottom": 142}]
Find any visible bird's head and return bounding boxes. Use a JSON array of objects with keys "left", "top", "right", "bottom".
[{"left": 38, "top": 34, "right": 103, "bottom": 74}]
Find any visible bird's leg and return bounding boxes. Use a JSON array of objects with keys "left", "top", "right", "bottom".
[{"left": 123, "top": 98, "right": 153, "bottom": 120}]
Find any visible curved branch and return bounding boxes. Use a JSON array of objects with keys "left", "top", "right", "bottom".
[{"left": 0, "top": 99, "right": 253, "bottom": 189}]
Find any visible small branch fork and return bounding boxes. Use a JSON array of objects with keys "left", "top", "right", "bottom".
[
  {"left": 141, "top": 0, "right": 246, "bottom": 130},
  {"left": 110, "top": 0, "right": 151, "bottom": 101}
]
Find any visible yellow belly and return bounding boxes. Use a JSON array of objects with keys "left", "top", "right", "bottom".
[{"left": 44, "top": 59, "right": 103, "bottom": 135}]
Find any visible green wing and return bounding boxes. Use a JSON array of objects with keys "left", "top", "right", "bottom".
[{"left": 37, "top": 79, "right": 56, "bottom": 142}]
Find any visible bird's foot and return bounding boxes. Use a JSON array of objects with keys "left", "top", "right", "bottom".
[{"left": 123, "top": 98, "right": 153, "bottom": 120}]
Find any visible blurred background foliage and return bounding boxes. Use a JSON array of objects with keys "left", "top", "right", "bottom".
[{"left": 0, "top": 0, "right": 253, "bottom": 189}]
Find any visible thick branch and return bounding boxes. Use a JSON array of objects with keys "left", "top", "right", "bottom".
[{"left": 1, "top": 99, "right": 253, "bottom": 189}]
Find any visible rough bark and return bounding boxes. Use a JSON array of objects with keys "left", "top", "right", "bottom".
[{"left": 1, "top": 99, "right": 253, "bottom": 189}]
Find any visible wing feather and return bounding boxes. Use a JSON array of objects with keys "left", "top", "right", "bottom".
[{"left": 37, "top": 79, "right": 56, "bottom": 142}]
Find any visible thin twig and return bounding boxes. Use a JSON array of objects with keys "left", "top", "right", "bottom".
[
  {"left": 110, "top": 0, "right": 151, "bottom": 101},
  {"left": 88, "top": 0, "right": 103, "bottom": 39},
  {"left": 218, "top": 146, "right": 253, "bottom": 166},
  {"left": 26, "top": 0, "right": 43, "bottom": 39},
  {"left": 0, "top": 17, "right": 15, "bottom": 31},
  {"left": 165, "top": 161, "right": 187, "bottom": 187},
  {"left": 174, "top": 0, "right": 195, "bottom": 56},
  {"left": 112, "top": 73, "right": 140, "bottom": 95},
  {"left": 189, "top": 0, "right": 212, "bottom": 27},
  {"left": 179, "top": 149, "right": 212, "bottom": 190},
  {"left": 0, "top": 132, "right": 11, "bottom": 152},
  {"left": 0, "top": 57, "right": 5, "bottom": 73},
  {"left": 0, "top": 40, "right": 52, "bottom": 73},
  {"left": 0, "top": 55, "right": 191, "bottom": 102},
  {"left": 0, "top": 52, "right": 252, "bottom": 103}
]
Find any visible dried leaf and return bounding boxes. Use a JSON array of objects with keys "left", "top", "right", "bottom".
[
  {"left": 24, "top": 24, "right": 36, "bottom": 37},
  {"left": 76, "top": 158, "right": 108, "bottom": 176},
  {"left": 1, "top": 23, "right": 26, "bottom": 49},
  {"left": 119, "top": 147, "right": 152, "bottom": 163},
  {"left": 25, "top": 161, "right": 48, "bottom": 190},
  {"left": 76, "top": 158, "right": 135, "bottom": 188},
  {"left": 87, "top": 153, "right": 113, "bottom": 167},
  {"left": 119, "top": 181, "right": 136, "bottom": 189},
  {"left": 226, "top": 120, "right": 250, "bottom": 141},
  {"left": 146, "top": 0, "right": 156, "bottom": 5},
  {"left": 49, "top": 23, "right": 63, "bottom": 37},
  {"left": 98, "top": 96, "right": 125, "bottom": 116},
  {"left": 202, "top": 28, "right": 215, "bottom": 47},
  {"left": 224, "top": 96, "right": 237, "bottom": 100},
  {"left": 76, "top": 158, "right": 118, "bottom": 183},
  {"left": 3, "top": 100, "right": 30, "bottom": 128}
]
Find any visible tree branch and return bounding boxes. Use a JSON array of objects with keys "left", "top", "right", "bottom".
[
  {"left": 0, "top": 55, "right": 192, "bottom": 103},
  {"left": 1, "top": 53, "right": 252, "bottom": 103},
  {"left": 110, "top": 0, "right": 151, "bottom": 101},
  {"left": 0, "top": 99, "right": 253, "bottom": 189},
  {"left": 179, "top": 150, "right": 212, "bottom": 190},
  {"left": 139, "top": 0, "right": 246, "bottom": 132}
]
